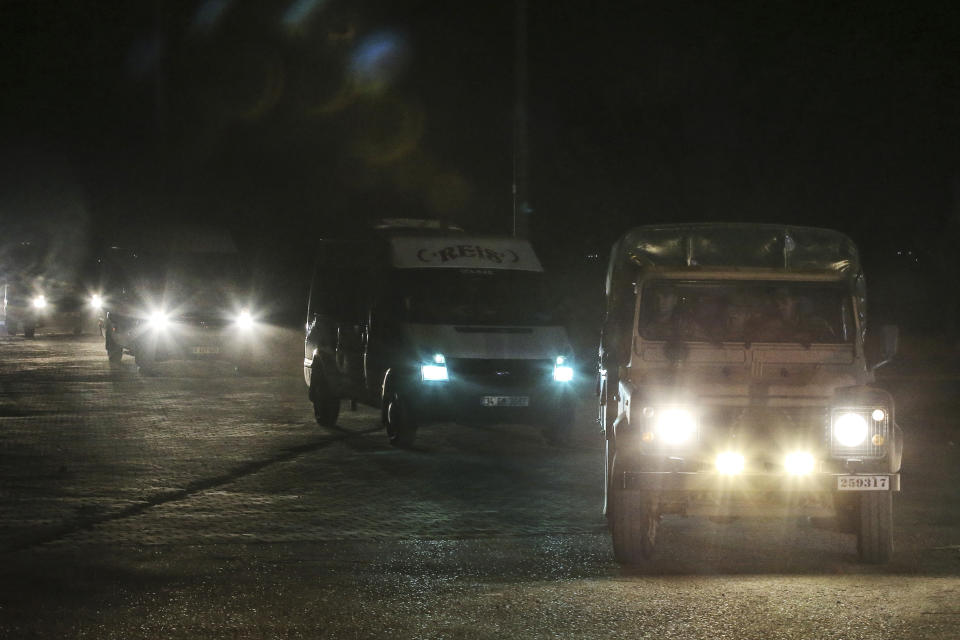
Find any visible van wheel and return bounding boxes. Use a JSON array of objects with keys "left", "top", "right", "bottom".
[
  {"left": 608, "top": 453, "right": 657, "bottom": 564},
  {"left": 385, "top": 391, "right": 417, "bottom": 448},
  {"left": 311, "top": 380, "right": 340, "bottom": 427},
  {"left": 24, "top": 325, "right": 36, "bottom": 339},
  {"left": 857, "top": 492, "right": 893, "bottom": 563}
]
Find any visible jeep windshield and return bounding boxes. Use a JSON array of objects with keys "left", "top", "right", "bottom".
[
  {"left": 638, "top": 280, "right": 855, "bottom": 345},
  {"left": 391, "top": 269, "right": 556, "bottom": 326}
]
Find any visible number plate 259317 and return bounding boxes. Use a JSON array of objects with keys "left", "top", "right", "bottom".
[{"left": 838, "top": 475, "right": 889, "bottom": 491}]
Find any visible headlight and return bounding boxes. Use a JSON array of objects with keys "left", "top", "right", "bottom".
[
  {"left": 235, "top": 309, "right": 254, "bottom": 330},
  {"left": 715, "top": 452, "right": 745, "bottom": 475},
  {"left": 90, "top": 294, "right": 104, "bottom": 310},
  {"left": 32, "top": 295, "right": 47, "bottom": 309},
  {"left": 652, "top": 408, "right": 697, "bottom": 445},
  {"left": 784, "top": 451, "right": 816, "bottom": 475},
  {"left": 421, "top": 353, "right": 448, "bottom": 381},
  {"left": 147, "top": 309, "right": 170, "bottom": 331},
  {"left": 553, "top": 356, "right": 573, "bottom": 382},
  {"left": 833, "top": 412, "right": 868, "bottom": 447}
]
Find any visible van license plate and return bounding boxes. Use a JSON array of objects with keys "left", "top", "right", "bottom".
[
  {"left": 192, "top": 346, "right": 220, "bottom": 355},
  {"left": 838, "top": 475, "right": 889, "bottom": 491},
  {"left": 481, "top": 395, "right": 529, "bottom": 407}
]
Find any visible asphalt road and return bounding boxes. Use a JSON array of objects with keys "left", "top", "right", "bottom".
[{"left": 1, "top": 331, "right": 959, "bottom": 639}]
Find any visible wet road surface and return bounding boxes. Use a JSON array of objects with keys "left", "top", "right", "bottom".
[{"left": 1, "top": 331, "right": 959, "bottom": 638}]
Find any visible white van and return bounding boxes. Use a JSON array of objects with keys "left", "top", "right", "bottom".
[{"left": 304, "top": 223, "right": 576, "bottom": 447}]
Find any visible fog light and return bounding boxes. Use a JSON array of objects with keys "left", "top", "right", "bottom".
[
  {"left": 872, "top": 434, "right": 885, "bottom": 446},
  {"left": 785, "top": 451, "right": 816, "bottom": 475},
  {"left": 715, "top": 452, "right": 745, "bottom": 475},
  {"left": 871, "top": 409, "right": 886, "bottom": 422}
]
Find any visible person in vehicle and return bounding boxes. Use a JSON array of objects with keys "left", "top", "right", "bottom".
[
  {"left": 640, "top": 288, "right": 710, "bottom": 341},
  {"left": 752, "top": 288, "right": 837, "bottom": 343}
]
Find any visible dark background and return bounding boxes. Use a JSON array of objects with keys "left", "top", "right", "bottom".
[{"left": 1, "top": 0, "right": 958, "bottom": 332}]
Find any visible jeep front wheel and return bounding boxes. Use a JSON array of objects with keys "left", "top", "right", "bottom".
[
  {"left": 857, "top": 491, "right": 893, "bottom": 563},
  {"left": 608, "top": 454, "right": 657, "bottom": 564}
]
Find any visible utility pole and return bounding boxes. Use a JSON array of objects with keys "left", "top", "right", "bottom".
[{"left": 512, "top": 0, "right": 529, "bottom": 238}]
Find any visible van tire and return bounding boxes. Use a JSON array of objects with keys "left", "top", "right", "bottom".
[
  {"left": 311, "top": 376, "right": 340, "bottom": 427},
  {"left": 857, "top": 491, "right": 893, "bottom": 563},
  {"left": 385, "top": 391, "right": 417, "bottom": 448}
]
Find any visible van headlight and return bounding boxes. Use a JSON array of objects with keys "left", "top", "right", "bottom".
[
  {"left": 553, "top": 356, "right": 574, "bottom": 382},
  {"left": 421, "top": 353, "right": 448, "bottom": 381},
  {"left": 650, "top": 407, "right": 697, "bottom": 445},
  {"left": 32, "top": 295, "right": 47, "bottom": 309},
  {"left": 90, "top": 294, "right": 104, "bottom": 310},
  {"left": 146, "top": 309, "right": 170, "bottom": 331},
  {"left": 235, "top": 309, "right": 254, "bottom": 330}
]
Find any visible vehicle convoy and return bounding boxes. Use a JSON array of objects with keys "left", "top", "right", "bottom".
[
  {"left": 598, "top": 223, "right": 902, "bottom": 564},
  {"left": 100, "top": 227, "right": 258, "bottom": 373},
  {"left": 304, "top": 220, "right": 576, "bottom": 447}
]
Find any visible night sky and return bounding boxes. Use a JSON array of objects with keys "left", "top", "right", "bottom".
[{"left": 2, "top": 1, "right": 959, "bottom": 290}]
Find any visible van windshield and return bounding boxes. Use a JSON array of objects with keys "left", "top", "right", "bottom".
[
  {"left": 638, "top": 280, "right": 854, "bottom": 345},
  {"left": 106, "top": 250, "right": 249, "bottom": 304},
  {"left": 390, "top": 269, "right": 556, "bottom": 326}
]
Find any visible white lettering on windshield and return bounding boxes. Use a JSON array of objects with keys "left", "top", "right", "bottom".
[{"left": 416, "top": 245, "right": 520, "bottom": 265}]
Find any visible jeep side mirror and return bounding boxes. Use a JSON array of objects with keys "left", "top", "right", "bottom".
[
  {"left": 882, "top": 324, "right": 899, "bottom": 360},
  {"left": 871, "top": 324, "right": 899, "bottom": 371}
]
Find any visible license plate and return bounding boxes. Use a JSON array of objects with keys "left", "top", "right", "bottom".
[
  {"left": 481, "top": 395, "right": 529, "bottom": 407},
  {"left": 838, "top": 475, "right": 889, "bottom": 491},
  {"left": 192, "top": 345, "right": 220, "bottom": 355}
]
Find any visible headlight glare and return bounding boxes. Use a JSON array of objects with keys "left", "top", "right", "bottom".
[
  {"left": 653, "top": 408, "right": 696, "bottom": 445},
  {"left": 421, "top": 354, "right": 448, "bottom": 381},
  {"left": 715, "top": 452, "right": 745, "bottom": 475},
  {"left": 32, "top": 295, "right": 47, "bottom": 309},
  {"left": 90, "top": 294, "right": 104, "bottom": 310},
  {"left": 147, "top": 309, "right": 170, "bottom": 331},
  {"left": 553, "top": 356, "right": 574, "bottom": 382},
  {"left": 236, "top": 309, "right": 254, "bottom": 330},
  {"left": 784, "top": 451, "right": 816, "bottom": 475},
  {"left": 834, "top": 412, "right": 868, "bottom": 447}
]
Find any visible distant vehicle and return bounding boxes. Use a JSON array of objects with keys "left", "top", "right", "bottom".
[
  {"left": 100, "top": 227, "right": 257, "bottom": 373},
  {"left": 1, "top": 240, "right": 97, "bottom": 338},
  {"left": 304, "top": 220, "right": 576, "bottom": 447},
  {"left": 598, "top": 223, "right": 902, "bottom": 564}
]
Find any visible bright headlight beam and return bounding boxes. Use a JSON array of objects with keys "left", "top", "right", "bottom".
[
  {"left": 90, "top": 294, "right": 103, "bottom": 310},
  {"left": 32, "top": 295, "right": 47, "bottom": 309},
  {"left": 421, "top": 364, "right": 448, "bottom": 381},
  {"left": 653, "top": 408, "right": 696, "bottom": 445},
  {"left": 785, "top": 451, "right": 816, "bottom": 475},
  {"left": 236, "top": 309, "right": 254, "bottom": 330},
  {"left": 715, "top": 452, "right": 745, "bottom": 475},
  {"left": 147, "top": 310, "right": 170, "bottom": 331},
  {"left": 834, "top": 412, "right": 868, "bottom": 447},
  {"left": 421, "top": 354, "right": 448, "bottom": 381}
]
